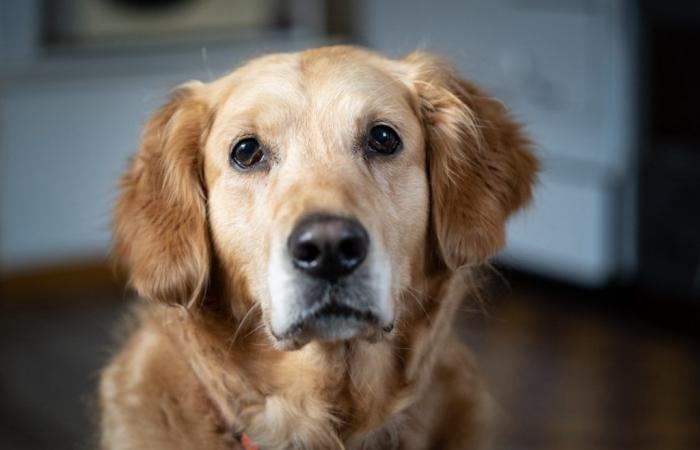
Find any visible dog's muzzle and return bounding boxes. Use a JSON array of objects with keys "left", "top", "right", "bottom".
[{"left": 278, "top": 213, "right": 386, "bottom": 343}]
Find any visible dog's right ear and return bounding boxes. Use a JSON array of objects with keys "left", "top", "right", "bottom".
[{"left": 113, "top": 82, "right": 211, "bottom": 307}]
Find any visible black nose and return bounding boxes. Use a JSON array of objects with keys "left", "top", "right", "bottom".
[{"left": 288, "top": 214, "right": 369, "bottom": 281}]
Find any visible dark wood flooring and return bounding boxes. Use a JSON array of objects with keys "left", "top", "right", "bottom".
[{"left": 458, "top": 275, "right": 700, "bottom": 450}]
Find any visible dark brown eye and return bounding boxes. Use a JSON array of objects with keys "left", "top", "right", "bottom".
[
  {"left": 366, "top": 125, "right": 401, "bottom": 155},
  {"left": 230, "top": 138, "right": 264, "bottom": 170}
]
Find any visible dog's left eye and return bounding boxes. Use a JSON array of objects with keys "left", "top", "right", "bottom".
[
  {"left": 365, "top": 125, "right": 402, "bottom": 156},
  {"left": 230, "top": 138, "right": 265, "bottom": 170}
]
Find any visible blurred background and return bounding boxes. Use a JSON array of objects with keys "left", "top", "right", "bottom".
[{"left": 1, "top": 0, "right": 698, "bottom": 449}]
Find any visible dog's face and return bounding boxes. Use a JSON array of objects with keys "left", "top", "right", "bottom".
[
  {"left": 203, "top": 50, "right": 427, "bottom": 347},
  {"left": 114, "top": 47, "right": 536, "bottom": 350}
]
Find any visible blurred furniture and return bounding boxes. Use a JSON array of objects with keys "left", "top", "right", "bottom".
[{"left": 44, "top": 0, "right": 283, "bottom": 43}]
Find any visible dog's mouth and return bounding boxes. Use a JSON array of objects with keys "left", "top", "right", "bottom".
[
  {"left": 267, "top": 248, "right": 394, "bottom": 349},
  {"left": 279, "top": 300, "right": 388, "bottom": 344}
]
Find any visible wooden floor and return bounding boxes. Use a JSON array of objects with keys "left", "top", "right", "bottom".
[
  {"left": 458, "top": 278, "right": 700, "bottom": 450},
  {"left": 1, "top": 273, "right": 699, "bottom": 449}
]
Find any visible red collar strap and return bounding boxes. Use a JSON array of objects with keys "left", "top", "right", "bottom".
[
  {"left": 238, "top": 432, "right": 259, "bottom": 450},
  {"left": 196, "top": 368, "right": 259, "bottom": 449}
]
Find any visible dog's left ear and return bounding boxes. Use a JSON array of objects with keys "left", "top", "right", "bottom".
[{"left": 403, "top": 52, "right": 538, "bottom": 269}]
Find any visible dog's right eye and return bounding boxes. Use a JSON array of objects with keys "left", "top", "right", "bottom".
[{"left": 230, "top": 138, "right": 265, "bottom": 170}]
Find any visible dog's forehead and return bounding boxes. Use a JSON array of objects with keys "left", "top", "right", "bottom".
[{"left": 211, "top": 49, "right": 413, "bottom": 125}]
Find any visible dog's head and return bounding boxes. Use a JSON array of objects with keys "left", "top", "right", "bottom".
[{"left": 114, "top": 47, "right": 536, "bottom": 349}]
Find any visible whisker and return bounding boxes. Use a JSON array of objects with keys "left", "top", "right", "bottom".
[
  {"left": 229, "top": 303, "right": 261, "bottom": 348},
  {"left": 242, "top": 321, "right": 268, "bottom": 340},
  {"left": 404, "top": 286, "right": 430, "bottom": 321}
]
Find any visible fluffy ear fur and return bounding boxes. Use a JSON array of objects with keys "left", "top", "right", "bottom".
[
  {"left": 113, "top": 82, "right": 210, "bottom": 306},
  {"left": 404, "top": 52, "right": 538, "bottom": 269}
]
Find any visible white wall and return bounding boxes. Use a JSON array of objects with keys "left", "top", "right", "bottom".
[
  {"left": 0, "top": 0, "right": 40, "bottom": 62},
  {"left": 1, "top": 75, "right": 168, "bottom": 270}
]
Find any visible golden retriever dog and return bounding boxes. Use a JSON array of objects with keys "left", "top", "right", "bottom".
[{"left": 100, "top": 46, "right": 536, "bottom": 450}]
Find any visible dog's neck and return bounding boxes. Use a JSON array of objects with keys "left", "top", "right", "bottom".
[{"left": 166, "top": 271, "right": 466, "bottom": 449}]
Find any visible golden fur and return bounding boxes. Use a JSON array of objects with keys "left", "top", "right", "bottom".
[{"left": 100, "top": 46, "right": 537, "bottom": 449}]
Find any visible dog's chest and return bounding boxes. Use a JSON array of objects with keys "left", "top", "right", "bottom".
[{"left": 190, "top": 339, "right": 410, "bottom": 449}]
